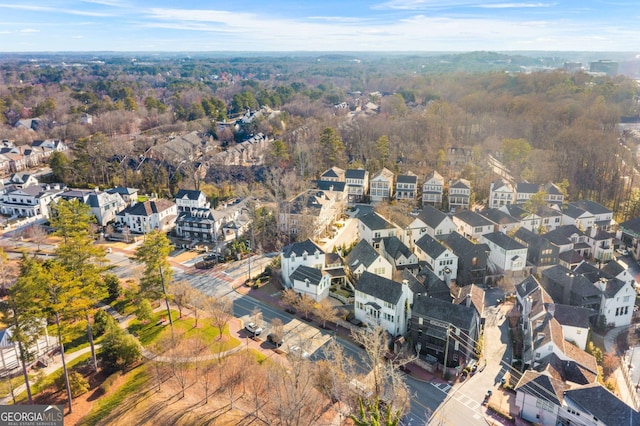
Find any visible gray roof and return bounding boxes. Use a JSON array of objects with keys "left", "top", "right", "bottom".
[
  {"left": 417, "top": 266, "right": 452, "bottom": 301},
  {"left": 559, "top": 250, "right": 585, "bottom": 265},
  {"left": 412, "top": 296, "right": 477, "bottom": 331},
  {"left": 355, "top": 271, "right": 404, "bottom": 305},
  {"left": 516, "top": 275, "right": 542, "bottom": 300},
  {"left": 442, "top": 231, "right": 489, "bottom": 257},
  {"left": 175, "top": 189, "right": 204, "bottom": 200},
  {"left": 106, "top": 186, "right": 138, "bottom": 196},
  {"left": 564, "top": 384, "right": 640, "bottom": 426},
  {"left": 282, "top": 239, "right": 324, "bottom": 258},
  {"left": 416, "top": 204, "right": 449, "bottom": 229},
  {"left": 450, "top": 179, "right": 470, "bottom": 189},
  {"left": 415, "top": 233, "right": 448, "bottom": 258},
  {"left": 118, "top": 199, "right": 175, "bottom": 216},
  {"left": 313, "top": 180, "right": 347, "bottom": 192},
  {"left": 290, "top": 265, "right": 324, "bottom": 285},
  {"left": 515, "top": 182, "right": 540, "bottom": 194},
  {"left": 397, "top": 174, "right": 417, "bottom": 184},
  {"left": 345, "top": 169, "right": 367, "bottom": 180},
  {"left": 552, "top": 304, "right": 596, "bottom": 329},
  {"left": 453, "top": 209, "right": 492, "bottom": 227},
  {"left": 562, "top": 204, "right": 590, "bottom": 219},
  {"left": 569, "top": 200, "right": 612, "bottom": 216},
  {"left": 380, "top": 236, "right": 414, "bottom": 262},
  {"left": 346, "top": 239, "right": 381, "bottom": 270},
  {"left": 514, "top": 370, "right": 568, "bottom": 406},
  {"left": 482, "top": 231, "right": 525, "bottom": 251},
  {"left": 478, "top": 208, "right": 519, "bottom": 226},
  {"left": 359, "top": 212, "right": 395, "bottom": 231},
  {"left": 620, "top": 217, "right": 640, "bottom": 235}
]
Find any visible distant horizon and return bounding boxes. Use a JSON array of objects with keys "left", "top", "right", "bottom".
[{"left": 0, "top": 1, "right": 639, "bottom": 52}]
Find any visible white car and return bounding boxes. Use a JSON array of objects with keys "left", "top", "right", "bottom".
[
  {"left": 616, "top": 248, "right": 629, "bottom": 256},
  {"left": 289, "top": 345, "right": 309, "bottom": 359},
  {"left": 244, "top": 322, "right": 263, "bottom": 336}
]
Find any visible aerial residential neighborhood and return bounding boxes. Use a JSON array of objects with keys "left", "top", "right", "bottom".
[{"left": 0, "top": 51, "right": 640, "bottom": 426}]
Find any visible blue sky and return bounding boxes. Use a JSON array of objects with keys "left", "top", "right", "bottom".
[{"left": 0, "top": 1, "right": 638, "bottom": 52}]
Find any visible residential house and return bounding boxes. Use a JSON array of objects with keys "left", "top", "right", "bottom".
[
  {"left": 173, "top": 189, "right": 217, "bottom": 242},
  {"left": 570, "top": 200, "right": 615, "bottom": 231},
  {"left": 279, "top": 189, "right": 341, "bottom": 238},
  {"left": 618, "top": 217, "right": 640, "bottom": 261},
  {"left": 515, "top": 182, "right": 541, "bottom": 204},
  {"left": 408, "top": 295, "right": 480, "bottom": 369},
  {"left": 175, "top": 189, "right": 210, "bottom": 212},
  {"left": 561, "top": 204, "right": 595, "bottom": 230},
  {"left": 0, "top": 183, "right": 65, "bottom": 219},
  {"left": 345, "top": 168, "right": 369, "bottom": 203},
  {"left": 115, "top": 199, "right": 177, "bottom": 234},
  {"left": 290, "top": 265, "right": 331, "bottom": 302},
  {"left": 488, "top": 179, "right": 515, "bottom": 209},
  {"left": 407, "top": 204, "right": 457, "bottom": 245},
  {"left": 500, "top": 204, "right": 563, "bottom": 233},
  {"left": 541, "top": 264, "right": 635, "bottom": 328},
  {"left": 515, "top": 375, "right": 640, "bottom": 426},
  {"left": 452, "top": 210, "right": 494, "bottom": 241},
  {"left": 543, "top": 225, "right": 590, "bottom": 257},
  {"left": 446, "top": 147, "right": 473, "bottom": 166},
  {"left": 370, "top": 167, "right": 394, "bottom": 202},
  {"left": 59, "top": 188, "right": 126, "bottom": 226},
  {"left": 602, "top": 259, "right": 638, "bottom": 291},
  {"left": 586, "top": 225, "right": 614, "bottom": 262},
  {"left": 414, "top": 267, "right": 453, "bottom": 302},
  {"left": 280, "top": 239, "right": 325, "bottom": 289},
  {"left": 448, "top": 179, "right": 471, "bottom": 212},
  {"left": 541, "top": 182, "right": 565, "bottom": 206},
  {"left": 354, "top": 271, "right": 412, "bottom": 336},
  {"left": 345, "top": 239, "right": 393, "bottom": 280},
  {"left": 414, "top": 233, "right": 458, "bottom": 282},
  {"left": 8, "top": 173, "right": 39, "bottom": 189},
  {"left": 320, "top": 166, "right": 345, "bottom": 182},
  {"left": 379, "top": 236, "right": 419, "bottom": 276},
  {"left": 395, "top": 172, "right": 418, "bottom": 201},
  {"left": 31, "top": 139, "right": 67, "bottom": 153},
  {"left": 0, "top": 154, "right": 10, "bottom": 175},
  {"left": 552, "top": 304, "right": 595, "bottom": 351},
  {"left": 357, "top": 212, "right": 398, "bottom": 246},
  {"left": 515, "top": 181, "right": 564, "bottom": 206},
  {"left": 453, "top": 284, "right": 486, "bottom": 321},
  {"left": 481, "top": 231, "right": 528, "bottom": 274},
  {"left": 106, "top": 187, "right": 139, "bottom": 205},
  {"left": 514, "top": 227, "right": 559, "bottom": 271},
  {"left": 312, "top": 180, "right": 348, "bottom": 205},
  {"left": 422, "top": 170, "right": 444, "bottom": 208},
  {"left": 478, "top": 208, "right": 521, "bottom": 234},
  {"left": 441, "top": 231, "right": 489, "bottom": 286}
]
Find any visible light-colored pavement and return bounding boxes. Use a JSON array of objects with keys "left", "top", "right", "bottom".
[{"left": 603, "top": 324, "right": 639, "bottom": 410}]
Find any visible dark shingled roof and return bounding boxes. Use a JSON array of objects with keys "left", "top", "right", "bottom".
[
  {"left": 412, "top": 296, "right": 477, "bottom": 331},
  {"left": 417, "top": 266, "right": 451, "bottom": 301},
  {"left": 478, "top": 208, "right": 519, "bottom": 226},
  {"left": 290, "top": 265, "right": 324, "bottom": 285},
  {"left": 415, "top": 233, "right": 448, "bottom": 258},
  {"left": 552, "top": 304, "right": 596, "bottom": 329},
  {"left": 559, "top": 250, "right": 584, "bottom": 265},
  {"left": 313, "top": 180, "right": 347, "bottom": 192},
  {"left": 380, "top": 236, "right": 415, "bottom": 262},
  {"left": 514, "top": 370, "right": 568, "bottom": 406},
  {"left": 282, "top": 239, "right": 324, "bottom": 258},
  {"left": 346, "top": 239, "right": 381, "bottom": 270},
  {"left": 453, "top": 209, "right": 493, "bottom": 227},
  {"left": 442, "top": 231, "right": 489, "bottom": 257},
  {"left": 561, "top": 204, "right": 590, "bottom": 219},
  {"left": 359, "top": 212, "right": 395, "bottom": 231},
  {"left": 416, "top": 204, "right": 450, "bottom": 229},
  {"left": 345, "top": 168, "right": 367, "bottom": 180},
  {"left": 564, "top": 384, "right": 640, "bottom": 426},
  {"left": 355, "top": 271, "right": 404, "bottom": 305},
  {"left": 175, "top": 189, "right": 204, "bottom": 200},
  {"left": 119, "top": 199, "right": 175, "bottom": 216},
  {"left": 570, "top": 200, "right": 612, "bottom": 216},
  {"left": 482, "top": 231, "right": 525, "bottom": 251},
  {"left": 397, "top": 174, "right": 417, "bottom": 184},
  {"left": 620, "top": 217, "right": 640, "bottom": 235},
  {"left": 515, "top": 182, "right": 540, "bottom": 194}
]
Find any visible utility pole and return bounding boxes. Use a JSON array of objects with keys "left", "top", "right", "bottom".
[{"left": 443, "top": 326, "right": 450, "bottom": 379}]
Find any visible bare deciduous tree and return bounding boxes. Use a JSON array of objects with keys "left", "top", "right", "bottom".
[
  {"left": 206, "top": 295, "right": 233, "bottom": 339},
  {"left": 168, "top": 280, "right": 192, "bottom": 319},
  {"left": 314, "top": 298, "right": 338, "bottom": 329},
  {"left": 297, "top": 294, "right": 315, "bottom": 321},
  {"left": 281, "top": 288, "right": 299, "bottom": 312}
]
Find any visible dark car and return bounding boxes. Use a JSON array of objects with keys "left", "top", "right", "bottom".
[{"left": 267, "top": 333, "right": 284, "bottom": 347}]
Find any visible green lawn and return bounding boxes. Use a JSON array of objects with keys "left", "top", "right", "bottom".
[
  {"left": 127, "top": 310, "right": 180, "bottom": 346},
  {"left": 78, "top": 366, "right": 148, "bottom": 426}
]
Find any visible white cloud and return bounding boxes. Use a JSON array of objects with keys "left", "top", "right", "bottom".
[
  {"left": 0, "top": 4, "right": 114, "bottom": 17},
  {"left": 478, "top": 3, "right": 553, "bottom": 8},
  {"left": 19, "top": 28, "right": 39, "bottom": 33}
]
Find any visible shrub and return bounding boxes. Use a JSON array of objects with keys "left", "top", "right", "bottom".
[
  {"left": 135, "top": 299, "right": 153, "bottom": 323},
  {"left": 104, "top": 273, "right": 122, "bottom": 302},
  {"left": 93, "top": 309, "right": 116, "bottom": 337},
  {"left": 99, "top": 371, "right": 121, "bottom": 395},
  {"left": 100, "top": 325, "right": 143, "bottom": 372},
  {"left": 55, "top": 371, "right": 89, "bottom": 397}
]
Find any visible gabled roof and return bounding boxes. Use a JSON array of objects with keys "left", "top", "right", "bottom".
[
  {"left": 563, "top": 384, "right": 640, "bottom": 425},
  {"left": 290, "top": 265, "right": 324, "bottom": 285},
  {"left": 515, "top": 182, "right": 540, "bottom": 194},
  {"left": 313, "top": 180, "right": 347, "bottom": 192},
  {"left": 542, "top": 182, "right": 563, "bottom": 195},
  {"left": 320, "top": 166, "right": 345, "bottom": 179},
  {"left": 380, "top": 236, "right": 414, "bottom": 262},
  {"left": 372, "top": 167, "right": 394, "bottom": 181},
  {"left": 619, "top": 217, "right": 640, "bottom": 235},
  {"left": 442, "top": 231, "right": 488, "bottom": 257},
  {"left": 346, "top": 239, "right": 381, "bottom": 270},
  {"left": 601, "top": 259, "right": 627, "bottom": 277},
  {"left": 538, "top": 352, "right": 597, "bottom": 386},
  {"left": 516, "top": 275, "right": 543, "bottom": 300},
  {"left": 412, "top": 296, "right": 477, "bottom": 331},
  {"left": 514, "top": 370, "right": 568, "bottom": 405},
  {"left": 175, "top": 189, "right": 205, "bottom": 200},
  {"left": 552, "top": 304, "right": 596, "bottom": 329},
  {"left": 416, "top": 204, "right": 450, "bottom": 229},
  {"left": 491, "top": 178, "right": 513, "bottom": 192},
  {"left": 454, "top": 284, "right": 485, "bottom": 316},
  {"left": 450, "top": 178, "right": 470, "bottom": 189},
  {"left": 106, "top": 186, "right": 138, "bottom": 196},
  {"left": 417, "top": 266, "right": 451, "bottom": 301},
  {"left": 569, "top": 200, "right": 612, "bottom": 216},
  {"left": 355, "top": 271, "right": 404, "bottom": 305},
  {"left": 359, "top": 212, "right": 395, "bottom": 231},
  {"left": 502, "top": 204, "right": 535, "bottom": 220},
  {"left": 345, "top": 168, "right": 367, "bottom": 180},
  {"left": 561, "top": 204, "right": 591, "bottom": 219},
  {"left": 424, "top": 170, "right": 444, "bottom": 184},
  {"left": 482, "top": 231, "right": 525, "bottom": 251},
  {"left": 415, "top": 233, "right": 448, "bottom": 258},
  {"left": 282, "top": 239, "right": 324, "bottom": 259},
  {"left": 397, "top": 172, "right": 417, "bottom": 184},
  {"left": 559, "top": 250, "right": 584, "bottom": 265},
  {"left": 478, "top": 208, "right": 519, "bottom": 226},
  {"left": 118, "top": 199, "right": 175, "bottom": 217},
  {"left": 453, "top": 209, "right": 493, "bottom": 227}
]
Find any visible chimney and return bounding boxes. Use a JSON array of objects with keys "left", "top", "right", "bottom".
[
  {"left": 547, "top": 303, "right": 555, "bottom": 317},
  {"left": 466, "top": 293, "right": 472, "bottom": 307}
]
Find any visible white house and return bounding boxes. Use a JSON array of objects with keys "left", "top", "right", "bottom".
[
  {"left": 354, "top": 271, "right": 412, "bottom": 336},
  {"left": 481, "top": 231, "right": 527, "bottom": 273},
  {"left": 488, "top": 179, "right": 515, "bottom": 209},
  {"left": 395, "top": 172, "right": 418, "bottom": 201},
  {"left": 115, "top": 199, "right": 177, "bottom": 234},
  {"left": 345, "top": 239, "right": 393, "bottom": 280},
  {"left": 414, "top": 233, "right": 458, "bottom": 281},
  {"left": 448, "top": 179, "right": 471, "bottom": 211},
  {"left": 358, "top": 212, "right": 398, "bottom": 245},
  {"left": 280, "top": 239, "right": 325, "bottom": 289},
  {"left": 422, "top": 170, "right": 444, "bottom": 207},
  {"left": 345, "top": 169, "right": 369, "bottom": 203},
  {"left": 407, "top": 204, "right": 457, "bottom": 245},
  {"left": 570, "top": 200, "right": 615, "bottom": 231},
  {"left": 369, "top": 167, "right": 394, "bottom": 202},
  {"left": 0, "top": 183, "right": 65, "bottom": 219},
  {"left": 175, "top": 189, "right": 210, "bottom": 212},
  {"left": 290, "top": 265, "right": 331, "bottom": 302},
  {"left": 452, "top": 210, "right": 494, "bottom": 241},
  {"left": 561, "top": 204, "right": 595, "bottom": 230}
]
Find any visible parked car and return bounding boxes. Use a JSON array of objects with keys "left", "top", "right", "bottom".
[
  {"left": 244, "top": 322, "right": 263, "bottom": 336},
  {"left": 616, "top": 248, "right": 629, "bottom": 256},
  {"left": 482, "top": 390, "right": 492, "bottom": 405},
  {"left": 289, "top": 345, "right": 309, "bottom": 359},
  {"left": 267, "top": 333, "right": 283, "bottom": 347}
]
